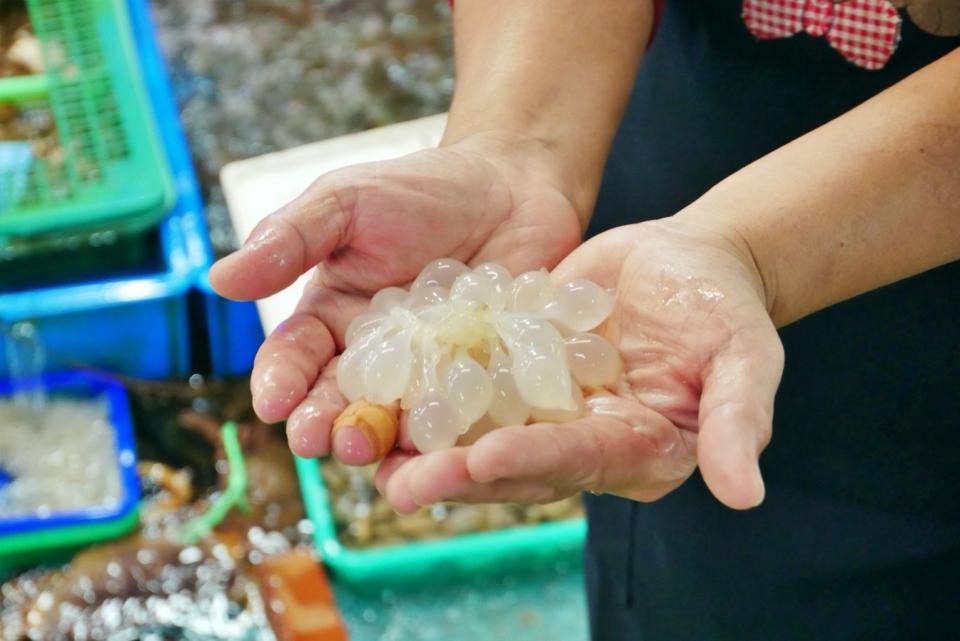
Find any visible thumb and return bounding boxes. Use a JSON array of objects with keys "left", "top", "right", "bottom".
[
  {"left": 696, "top": 326, "right": 784, "bottom": 510},
  {"left": 209, "top": 175, "right": 356, "bottom": 301}
]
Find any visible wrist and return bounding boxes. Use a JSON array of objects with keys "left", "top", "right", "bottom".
[
  {"left": 439, "top": 121, "right": 604, "bottom": 228},
  {"left": 667, "top": 203, "right": 778, "bottom": 323}
]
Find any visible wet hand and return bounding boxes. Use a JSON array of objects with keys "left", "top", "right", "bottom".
[
  {"left": 208, "top": 132, "right": 582, "bottom": 459},
  {"left": 375, "top": 219, "right": 784, "bottom": 511}
]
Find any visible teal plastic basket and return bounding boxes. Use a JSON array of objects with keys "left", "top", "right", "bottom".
[
  {"left": 295, "top": 456, "right": 586, "bottom": 586},
  {"left": 0, "top": 0, "right": 174, "bottom": 247}
]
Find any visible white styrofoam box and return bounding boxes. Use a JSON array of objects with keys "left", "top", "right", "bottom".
[{"left": 219, "top": 113, "right": 447, "bottom": 334}]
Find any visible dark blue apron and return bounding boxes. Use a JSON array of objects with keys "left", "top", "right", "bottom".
[{"left": 585, "top": 2, "right": 960, "bottom": 639}]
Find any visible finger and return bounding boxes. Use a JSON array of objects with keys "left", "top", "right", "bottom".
[
  {"left": 250, "top": 312, "right": 335, "bottom": 423},
  {"left": 209, "top": 176, "right": 356, "bottom": 301},
  {"left": 380, "top": 454, "right": 424, "bottom": 514},
  {"left": 285, "top": 359, "right": 345, "bottom": 458},
  {"left": 374, "top": 450, "right": 418, "bottom": 497},
  {"left": 296, "top": 281, "right": 369, "bottom": 351},
  {"left": 408, "top": 449, "right": 564, "bottom": 505},
  {"left": 250, "top": 286, "right": 367, "bottom": 423},
  {"left": 331, "top": 401, "right": 400, "bottom": 466},
  {"left": 550, "top": 227, "right": 629, "bottom": 284},
  {"left": 696, "top": 327, "right": 784, "bottom": 510},
  {"left": 467, "top": 395, "right": 694, "bottom": 493},
  {"left": 381, "top": 449, "right": 562, "bottom": 511}
]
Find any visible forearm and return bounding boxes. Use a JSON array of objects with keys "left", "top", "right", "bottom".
[
  {"left": 680, "top": 48, "right": 960, "bottom": 327},
  {"left": 441, "top": 0, "right": 653, "bottom": 225}
]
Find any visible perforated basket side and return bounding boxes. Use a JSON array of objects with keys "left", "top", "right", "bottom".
[{"left": 0, "top": 0, "right": 173, "bottom": 240}]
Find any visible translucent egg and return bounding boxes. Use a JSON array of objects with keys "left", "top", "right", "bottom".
[
  {"left": 408, "top": 391, "right": 464, "bottom": 453},
  {"left": 387, "top": 306, "right": 419, "bottom": 331},
  {"left": 405, "top": 284, "right": 448, "bottom": 309},
  {"left": 512, "top": 351, "right": 576, "bottom": 411},
  {"left": 336, "top": 344, "right": 372, "bottom": 403},
  {"left": 444, "top": 355, "right": 493, "bottom": 429},
  {"left": 486, "top": 347, "right": 530, "bottom": 427},
  {"left": 414, "top": 301, "right": 449, "bottom": 325},
  {"left": 362, "top": 329, "right": 414, "bottom": 404},
  {"left": 369, "top": 286, "right": 409, "bottom": 314},
  {"left": 337, "top": 326, "right": 384, "bottom": 402},
  {"left": 531, "top": 380, "right": 586, "bottom": 423},
  {"left": 473, "top": 263, "right": 513, "bottom": 309},
  {"left": 401, "top": 346, "right": 439, "bottom": 410},
  {"left": 565, "top": 333, "right": 623, "bottom": 387},
  {"left": 543, "top": 280, "right": 614, "bottom": 332},
  {"left": 497, "top": 315, "right": 566, "bottom": 360},
  {"left": 413, "top": 258, "right": 470, "bottom": 290},
  {"left": 345, "top": 312, "right": 384, "bottom": 345},
  {"left": 450, "top": 271, "right": 506, "bottom": 309},
  {"left": 510, "top": 269, "right": 553, "bottom": 313}
]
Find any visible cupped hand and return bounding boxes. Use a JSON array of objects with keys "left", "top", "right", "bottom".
[
  {"left": 376, "top": 218, "right": 785, "bottom": 511},
  {"left": 209, "top": 132, "right": 582, "bottom": 460}
]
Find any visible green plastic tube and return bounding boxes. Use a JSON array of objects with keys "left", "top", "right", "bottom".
[
  {"left": 181, "top": 421, "right": 250, "bottom": 544},
  {"left": 0, "top": 75, "right": 49, "bottom": 103}
]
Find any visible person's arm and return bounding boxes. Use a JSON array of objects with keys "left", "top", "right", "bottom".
[
  {"left": 374, "top": 48, "right": 960, "bottom": 514},
  {"left": 210, "top": 2, "right": 655, "bottom": 455},
  {"left": 442, "top": 0, "right": 654, "bottom": 226},
  {"left": 680, "top": 48, "right": 960, "bottom": 327}
]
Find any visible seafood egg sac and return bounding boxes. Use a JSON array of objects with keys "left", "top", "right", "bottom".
[{"left": 337, "top": 259, "right": 622, "bottom": 453}]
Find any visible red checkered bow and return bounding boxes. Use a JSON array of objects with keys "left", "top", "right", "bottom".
[{"left": 742, "top": 0, "right": 902, "bottom": 70}]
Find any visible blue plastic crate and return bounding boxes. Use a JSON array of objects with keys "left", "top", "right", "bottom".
[
  {"left": 0, "top": 370, "right": 141, "bottom": 568},
  {"left": 0, "top": 0, "right": 210, "bottom": 379},
  {"left": 127, "top": 0, "right": 264, "bottom": 376},
  {"left": 0, "top": 209, "right": 200, "bottom": 378},
  {"left": 199, "top": 271, "right": 265, "bottom": 376}
]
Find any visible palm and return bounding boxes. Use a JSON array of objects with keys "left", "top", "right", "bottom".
[
  {"left": 299, "top": 144, "right": 580, "bottom": 296},
  {"left": 568, "top": 222, "right": 775, "bottom": 430},
  {"left": 210, "top": 133, "right": 581, "bottom": 446},
  {"left": 376, "top": 220, "right": 785, "bottom": 511}
]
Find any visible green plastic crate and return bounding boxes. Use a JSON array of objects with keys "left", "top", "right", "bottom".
[
  {"left": 295, "top": 456, "right": 587, "bottom": 586},
  {"left": 0, "top": 0, "right": 173, "bottom": 244},
  {"left": 0, "top": 509, "right": 140, "bottom": 570}
]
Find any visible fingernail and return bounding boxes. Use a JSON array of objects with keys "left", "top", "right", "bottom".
[{"left": 333, "top": 426, "right": 372, "bottom": 465}]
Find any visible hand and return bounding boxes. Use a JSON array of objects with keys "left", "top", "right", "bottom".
[
  {"left": 209, "top": 132, "right": 582, "bottom": 460},
  {"left": 375, "top": 217, "right": 784, "bottom": 511}
]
